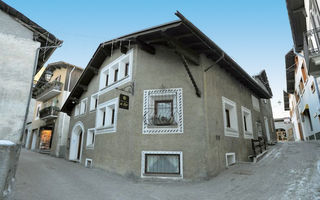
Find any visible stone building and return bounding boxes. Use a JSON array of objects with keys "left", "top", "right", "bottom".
[
  {"left": 0, "top": 1, "right": 62, "bottom": 199},
  {"left": 61, "top": 12, "right": 275, "bottom": 180},
  {"left": 28, "top": 62, "right": 83, "bottom": 157}
]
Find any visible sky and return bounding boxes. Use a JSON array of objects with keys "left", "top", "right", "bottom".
[{"left": 5, "top": 0, "right": 292, "bottom": 118}]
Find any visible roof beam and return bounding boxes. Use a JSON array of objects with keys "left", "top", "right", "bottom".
[
  {"left": 78, "top": 84, "right": 88, "bottom": 92},
  {"left": 87, "top": 65, "right": 99, "bottom": 75},
  {"left": 134, "top": 38, "right": 156, "bottom": 55},
  {"left": 162, "top": 32, "right": 199, "bottom": 65}
]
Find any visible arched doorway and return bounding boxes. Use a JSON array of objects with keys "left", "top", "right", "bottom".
[{"left": 69, "top": 121, "right": 84, "bottom": 162}]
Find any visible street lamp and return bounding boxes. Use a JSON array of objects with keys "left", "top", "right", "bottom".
[{"left": 44, "top": 70, "right": 53, "bottom": 82}]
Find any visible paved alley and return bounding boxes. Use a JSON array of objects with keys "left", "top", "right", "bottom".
[{"left": 15, "top": 142, "right": 320, "bottom": 200}]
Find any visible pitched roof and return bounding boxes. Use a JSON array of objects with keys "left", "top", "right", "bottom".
[
  {"left": 253, "top": 70, "right": 273, "bottom": 97},
  {"left": 61, "top": 11, "right": 272, "bottom": 115},
  {"left": 0, "top": 1, "right": 63, "bottom": 72}
]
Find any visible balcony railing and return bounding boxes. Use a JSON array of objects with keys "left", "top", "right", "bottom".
[
  {"left": 39, "top": 106, "right": 60, "bottom": 120},
  {"left": 34, "top": 81, "right": 63, "bottom": 101},
  {"left": 304, "top": 27, "right": 320, "bottom": 76}
]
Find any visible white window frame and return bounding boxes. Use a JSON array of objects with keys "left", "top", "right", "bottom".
[
  {"left": 80, "top": 98, "right": 88, "bottom": 115},
  {"left": 241, "top": 106, "right": 253, "bottom": 139},
  {"left": 141, "top": 151, "right": 183, "bottom": 179},
  {"left": 225, "top": 152, "right": 236, "bottom": 167},
  {"left": 86, "top": 128, "right": 95, "bottom": 149},
  {"left": 90, "top": 93, "right": 99, "bottom": 111},
  {"left": 99, "top": 50, "right": 133, "bottom": 95},
  {"left": 35, "top": 103, "right": 41, "bottom": 120},
  {"left": 142, "top": 88, "right": 183, "bottom": 134},
  {"left": 222, "top": 96, "right": 239, "bottom": 137},
  {"left": 251, "top": 95, "right": 260, "bottom": 112},
  {"left": 95, "top": 98, "right": 118, "bottom": 134}
]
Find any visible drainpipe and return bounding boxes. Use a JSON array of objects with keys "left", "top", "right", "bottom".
[{"left": 59, "top": 66, "right": 76, "bottom": 156}]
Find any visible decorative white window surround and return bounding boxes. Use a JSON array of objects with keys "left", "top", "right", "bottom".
[
  {"left": 222, "top": 97, "right": 239, "bottom": 137},
  {"left": 86, "top": 128, "right": 95, "bottom": 149},
  {"left": 143, "top": 88, "right": 183, "bottom": 134},
  {"left": 95, "top": 98, "right": 118, "bottom": 134},
  {"left": 251, "top": 95, "right": 260, "bottom": 112},
  {"left": 80, "top": 98, "right": 88, "bottom": 115},
  {"left": 241, "top": 106, "right": 253, "bottom": 139},
  {"left": 141, "top": 151, "right": 183, "bottom": 179},
  {"left": 90, "top": 93, "right": 99, "bottom": 111},
  {"left": 225, "top": 152, "right": 236, "bottom": 167},
  {"left": 85, "top": 158, "right": 93, "bottom": 168},
  {"left": 99, "top": 50, "right": 133, "bottom": 96}
]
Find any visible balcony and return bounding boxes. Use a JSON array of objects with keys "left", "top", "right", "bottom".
[
  {"left": 39, "top": 106, "right": 60, "bottom": 120},
  {"left": 304, "top": 27, "right": 320, "bottom": 77},
  {"left": 34, "top": 81, "right": 63, "bottom": 102}
]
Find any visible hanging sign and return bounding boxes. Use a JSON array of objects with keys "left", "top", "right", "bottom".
[{"left": 119, "top": 94, "right": 129, "bottom": 110}]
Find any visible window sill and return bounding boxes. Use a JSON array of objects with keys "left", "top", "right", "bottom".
[
  {"left": 86, "top": 145, "right": 94, "bottom": 150},
  {"left": 100, "top": 75, "right": 129, "bottom": 91},
  {"left": 225, "top": 127, "right": 239, "bottom": 137},
  {"left": 147, "top": 124, "right": 178, "bottom": 128},
  {"left": 95, "top": 125, "right": 115, "bottom": 134}
]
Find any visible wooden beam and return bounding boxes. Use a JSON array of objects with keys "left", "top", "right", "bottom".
[
  {"left": 162, "top": 32, "right": 199, "bottom": 65},
  {"left": 87, "top": 65, "right": 99, "bottom": 75},
  {"left": 78, "top": 84, "right": 88, "bottom": 92},
  {"left": 120, "top": 45, "right": 128, "bottom": 54},
  {"left": 135, "top": 38, "right": 156, "bottom": 55}
]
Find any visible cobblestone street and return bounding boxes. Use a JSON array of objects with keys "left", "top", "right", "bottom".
[{"left": 14, "top": 142, "right": 320, "bottom": 200}]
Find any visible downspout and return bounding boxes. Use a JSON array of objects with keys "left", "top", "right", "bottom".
[{"left": 59, "top": 66, "right": 76, "bottom": 155}]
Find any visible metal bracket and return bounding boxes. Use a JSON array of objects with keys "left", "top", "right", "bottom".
[{"left": 115, "top": 82, "right": 134, "bottom": 95}]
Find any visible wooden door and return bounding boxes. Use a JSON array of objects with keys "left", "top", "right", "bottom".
[{"left": 298, "top": 122, "right": 304, "bottom": 141}]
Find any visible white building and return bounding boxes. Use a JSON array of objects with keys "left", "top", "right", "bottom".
[{"left": 284, "top": 50, "right": 320, "bottom": 141}]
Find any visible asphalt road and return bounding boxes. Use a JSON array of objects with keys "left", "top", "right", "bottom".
[{"left": 14, "top": 142, "right": 320, "bottom": 200}]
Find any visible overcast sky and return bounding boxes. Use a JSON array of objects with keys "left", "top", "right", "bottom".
[{"left": 6, "top": 0, "right": 291, "bottom": 118}]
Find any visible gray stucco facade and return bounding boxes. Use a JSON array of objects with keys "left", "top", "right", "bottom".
[{"left": 64, "top": 44, "right": 275, "bottom": 180}]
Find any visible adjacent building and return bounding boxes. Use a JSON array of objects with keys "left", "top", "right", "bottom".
[
  {"left": 286, "top": 0, "right": 320, "bottom": 77},
  {"left": 284, "top": 50, "right": 320, "bottom": 141},
  {"left": 28, "top": 62, "right": 83, "bottom": 157},
  {"left": 0, "top": 1, "right": 62, "bottom": 199},
  {"left": 61, "top": 12, "right": 275, "bottom": 180}
]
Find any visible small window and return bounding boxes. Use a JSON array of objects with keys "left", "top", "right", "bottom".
[
  {"left": 225, "top": 153, "right": 236, "bottom": 167},
  {"left": 124, "top": 62, "right": 129, "bottom": 76},
  {"left": 225, "top": 109, "right": 231, "bottom": 128},
  {"left": 301, "top": 63, "right": 308, "bottom": 83},
  {"left": 222, "top": 97, "right": 239, "bottom": 137},
  {"left": 114, "top": 68, "right": 119, "bottom": 82},
  {"left": 90, "top": 94, "right": 98, "bottom": 111},
  {"left": 86, "top": 129, "right": 95, "bottom": 149},
  {"left": 141, "top": 151, "right": 183, "bottom": 178},
  {"left": 311, "top": 82, "right": 316, "bottom": 93},
  {"left": 143, "top": 88, "right": 183, "bottom": 134},
  {"left": 154, "top": 100, "right": 173, "bottom": 126},
  {"left": 105, "top": 74, "right": 109, "bottom": 87},
  {"left": 85, "top": 158, "right": 93, "bottom": 168},
  {"left": 95, "top": 98, "right": 118, "bottom": 134},
  {"left": 145, "top": 154, "right": 180, "bottom": 174},
  {"left": 241, "top": 106, "right": 253, "bottom": 139}
]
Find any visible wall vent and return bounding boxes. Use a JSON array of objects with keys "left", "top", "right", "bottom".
[{"left": 225, "top": 153, "right": 236, "bottom": 167}]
